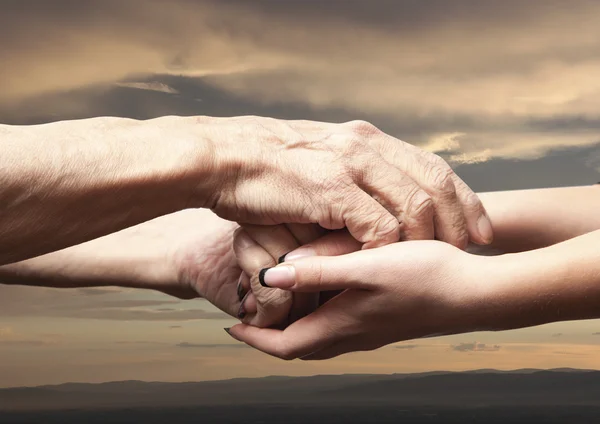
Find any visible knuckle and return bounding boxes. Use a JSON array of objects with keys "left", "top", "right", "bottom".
[
  {"left": 374, "top": 214, "right": 401, "bottom": 241},
  {"left": 346, "top": 119, "right": 380, "bottom": 137},
  {"left": 406, "top": 189, "right": 434, "bottom": 221},
  {"left": 427, "top": 164, "right": 457, "bottom": 196},
  {"left": 232, "top": 228, "right": 251, "bottom": 252},
  {"left": 463, "top": 191, "right": 484, "bottom": 212}
]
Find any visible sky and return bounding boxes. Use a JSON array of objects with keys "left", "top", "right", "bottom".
[{"left": 1, "top": 0, "right": 600, "bottom": 388}]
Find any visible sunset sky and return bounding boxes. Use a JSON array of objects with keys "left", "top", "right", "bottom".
[{"left": 1, "top": 0, "right": 600, "bottom": 388}]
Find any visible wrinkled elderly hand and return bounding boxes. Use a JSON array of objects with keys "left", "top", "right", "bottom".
[{"left": 198, "top": 116, "right": 493, "bottom": 249}]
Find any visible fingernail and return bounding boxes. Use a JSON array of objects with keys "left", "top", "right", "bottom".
[
  {"left": 236, "top": 273, "right": 245, "bottom": 301},
  {"left": 278, "top": 253, "right": 288, "bottom": 264},
  {"left": 259, "top": 265, "right": 295, "bottom": 289},
  {"left": 477, "top": 213, "right": 494, "bottom": 245},
  {"left": 224, "top": 327, "right": 239, "bottom": 341},
  {"left": 282, "top": 247, "right": 316, "bottom": 262}
]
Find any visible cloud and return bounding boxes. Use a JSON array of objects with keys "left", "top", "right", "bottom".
[
  {"left": 552, "top": 333, "right": 563, "bottom": 338},
  {"left": 451, "top": 343, "right": 501, "bottom": 353},
  {"left": 176, "top": 342, "right": 249, "bottom": 349},
  {"left": 0, "top": 328, "right": 62, "bottom": 347},
  {"left": 169, "top": 326, "right": 183, "bottom": 329},
  {"left": 115, "top": 82, "right": 179, "bottom": 94},
  {"left": 592, "top": 332, "right": 600, "bottom": 336},
  {"left": 1, "top": 0, "right": 600, "bottom": 163}
]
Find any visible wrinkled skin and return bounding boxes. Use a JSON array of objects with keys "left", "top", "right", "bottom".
[
  {"left": 193, "top": 116, "right": 492, "bottom": 250},
  {"left": 154, "top": 210, "right": 304, "bottom": 324}
]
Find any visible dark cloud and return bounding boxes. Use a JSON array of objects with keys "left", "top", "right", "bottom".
[
  {"left": 552, "top": 333, "right": 563, "bottom": 338},
  {"left": 592, "top": 332, "right": 600, "bottom": 336},
  {"left": 451, "top": 343, "right": 501, "bottom": 353}
]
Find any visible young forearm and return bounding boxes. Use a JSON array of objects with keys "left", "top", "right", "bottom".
[
  {"left": 0, "top": 116, "right": 218, "bottom": 265},
  {"left": 477, "top": 229, "right": 600, "bottom": 331},
  {"left": 471, "top": 185, "right": 600, "bottom": 254}
]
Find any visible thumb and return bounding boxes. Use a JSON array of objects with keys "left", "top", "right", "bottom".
[{"left": 258, "top": 252, "right": 373, "bottom": 292}]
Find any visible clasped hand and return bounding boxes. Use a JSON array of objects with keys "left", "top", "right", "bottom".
[{"left": 225, "top": 224, "right": 490, "bottom": 360}]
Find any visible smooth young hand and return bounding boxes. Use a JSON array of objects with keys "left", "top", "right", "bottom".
[{"left": 228, "top": 236, "right": 490, "bottom": 360}]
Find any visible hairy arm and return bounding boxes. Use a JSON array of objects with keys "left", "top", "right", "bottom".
[
  {"left": 470, "top": 185, "right": 600, "bottom": 254},
  {"left": 0, "top": 116, "right": 218, "bottom": 265}
]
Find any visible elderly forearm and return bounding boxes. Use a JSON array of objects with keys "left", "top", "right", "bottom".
[
  {"left": 0, "top": 117, "right": 218, "bottom": 265},
  {"left": 470, "top": 185, "right": 600, "bottom": 254},
  {"left": 479, "top": 229, "right": 600, "bottom": 330}
]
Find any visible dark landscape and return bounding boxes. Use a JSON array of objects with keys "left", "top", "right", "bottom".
[{"left": 1, "top": 369, "right": 600, "bottom": 423}]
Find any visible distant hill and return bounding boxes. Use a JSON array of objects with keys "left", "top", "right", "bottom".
[{"left": 1, "top": 369, "right": 599, "bottom": 412}]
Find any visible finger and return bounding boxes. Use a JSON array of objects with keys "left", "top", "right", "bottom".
[
  {"left": 417, "top": 158, "right": 468, "bottom": 249},
  {"left": 281, "top": 230, "right": 359, "bottom": 323},
  {"left": 242, "top": 224, "right": 300, "bottom": 266},
  {"left": 284, "top": 223, "right": 327, "bottom": 245},
  {"left": 371, "top": 137, "right": 469, "bottom": 248},
  {"left": 281, "top": 230, "right": 362, "bottom": 262},
  {"left": 323, "top": 188, "right": 400, "bottom": 249},
  {"left": 399, "top": 149, "right": 467, "bottom": 248},
  {"left": 233, "top": 227, "right": 293, "bottom": 326},
  {"left": 238, "top": 291, "right": 257, "bottom": 317},
  {"left": 236, "top": 271, "right": 250, "bottom": 302},
  {"left": 227, "top": 291, "right": 361, "bottom": 360},
  {"left": 355, "top": 156, "right": 435, "bottom": 242},
  {"left": 450, "top": 174, "right": 493, "bottom": 245},
  {"left": 246, "top": 270, "right": 292, "bottom": 328},
  {"left": 258, "top": 251, "right": 377, "bottom": 292},
  {"left": 284, "top": 225, "right": 334, "bottom": 323},
  {"left": 242, "top": 224, "right": 304, "bottom": 326}
]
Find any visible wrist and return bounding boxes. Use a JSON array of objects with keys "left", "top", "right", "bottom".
[
  {"left": 467, "top": 242, "right": 596, "bottom": 332},
  {"left": 447, "top": 253, "right": 503, "bottom": 334},
  {"left": 173, "top": 116, "right": 247, "bottom": 211}
]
